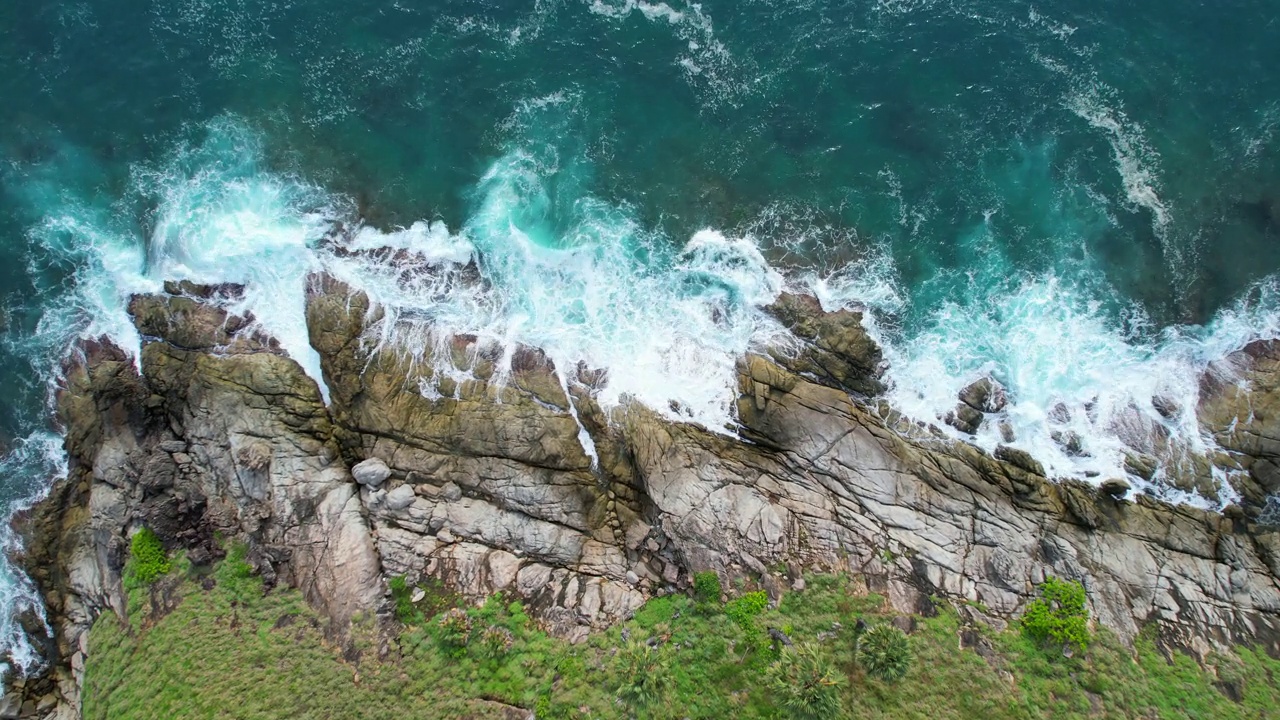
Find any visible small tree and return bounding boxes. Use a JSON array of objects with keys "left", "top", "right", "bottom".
[
  {"left": 765, "top": 644, "right": 844, "bottom": 720},
  {"left": 1021, "top": 576, "right": 1090, "bottom": 651},
  {"left": 856, "top": 624, "right": 911, "bottom": 682}
]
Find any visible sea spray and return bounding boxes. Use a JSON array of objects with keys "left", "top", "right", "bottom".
[{"left": 2, "top": 116, "right": 1279, "bottom": 678}]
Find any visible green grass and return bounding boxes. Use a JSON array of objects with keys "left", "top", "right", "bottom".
[{"left": 82, "top": 560, "right": 1280, "bottom": 720}]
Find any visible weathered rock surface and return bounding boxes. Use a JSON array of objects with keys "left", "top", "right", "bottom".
[
  {"left": 1200, "top": 339, "right": 1280, "bottom": 518},
  {"left": 9, "top": 277, "right": 1280, "bottom": 718}
]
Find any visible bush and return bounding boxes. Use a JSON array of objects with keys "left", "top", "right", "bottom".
[
  {"left": 1021, "top": 576, "right": 1090, "bottom": 650},
  {"left": 616, "top": 641, "right": 674, "bottom": 709},
  {"left": 478, "top": 625, "right": 515, "bottom": 659},
  {"left": 856, "top": 624, "right": 911, "bottom": 682},
  {"left": 129, "top": 528, "right": 171, "bottom": 585},
  {"left": 726, "top": 590, "right": 769, "bottom": 651},
  {"left": 725, "top": 590, "right": 768, "bottom": 630},
  {"left": 436, "top": 608, "right": 473, "bottom": 650},
  {"left": 766, "top": 644, "right": 845, "bottom": 720},
  {"left": 693, "top": 571, "right": 723, "bottom": 608}
]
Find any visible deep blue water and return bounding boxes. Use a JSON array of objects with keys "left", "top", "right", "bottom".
[{"left": 1, "top": 0, "right": 1279, "bottom": 674}]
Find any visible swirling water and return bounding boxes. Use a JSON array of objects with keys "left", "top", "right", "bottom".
[{"left": 1, "top": 0, "right": 1278, "bottom": 674}]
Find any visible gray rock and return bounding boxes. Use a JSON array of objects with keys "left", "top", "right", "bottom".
[
  {"left": 352, "top": 458, "right": 392, "bottom": 487},
  {"left": 626, "top": 570, "right": 640, "bottom": 586},
  {"left": 440, "top": 481, "right": 462, "bottom": 502},
  {"left": 383, "top": 484, "right": 417, "bottom": 511}
]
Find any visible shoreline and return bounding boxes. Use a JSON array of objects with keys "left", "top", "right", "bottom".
[{"left": 4, "top": 275, "right": 1280, "bottom": 716}]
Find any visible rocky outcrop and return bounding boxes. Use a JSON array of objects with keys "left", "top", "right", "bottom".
[
  {"left": 1200, "top": 339, "right": 1280, "bottom": 520},
  {"left": 8, "top": 277, "right": 1280, "bottom": 718}
]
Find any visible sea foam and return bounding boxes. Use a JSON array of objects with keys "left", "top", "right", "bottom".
[{"left": 3, "top": 115, "right": 1280, "bottom": 678}]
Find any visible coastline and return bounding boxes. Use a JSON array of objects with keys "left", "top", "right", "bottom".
[{"left": 5, "top": 275, "right": 1280, "bottom": 717}]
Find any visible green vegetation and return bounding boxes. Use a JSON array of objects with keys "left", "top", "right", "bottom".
[
  {"left": 615, "top": 641, "right": 675, "bottom": 709},
  {"left": 692, "top": 570, "right": 722, "bottom": 609},
  {"left": 83, "top": 561, "right": 1280, "bottom": 720},
  {"left": 856, "top": 624, "right": 911, "bottom": 682},
  {"left": 387, "top": 575, "right": 423, "bottom": 625},
  {"left": 126, "top": 528, "right": 171, "bottom": 586},
  {"left": 766, "top": 643, "right": 845, "bottom": 719},
  {"left": 1021, "top": 576, "right": 1091, "bottom": 650}
]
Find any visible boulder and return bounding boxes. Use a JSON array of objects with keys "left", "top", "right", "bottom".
[
  {"left": 383, "top": 484, "right": 416, "bottom": 511},
  {"left": 959, "top": 376, "right": 1008, "bottom": 413},
  {"left": 352, "top": 458, "right": 392, "bottom": 488}
]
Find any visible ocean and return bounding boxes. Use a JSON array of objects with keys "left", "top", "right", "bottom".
[{"left": 1, "top": 0, "right": 1278, "bottom": 675}]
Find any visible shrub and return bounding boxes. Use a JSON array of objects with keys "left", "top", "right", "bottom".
[
  {"left": 693, "top": 571, "right": 723, "bottom": 610},
  {"left": 1021, "top": 576, "right": 1090, "bottom": 650},
  {"left": 616, "top": 641, "right": 674, "bottom": 709},
  {"left": 478, "top": 625, "right": 515, "bottom": 659},
  {"left": 856, "top": 624, "right": 911, "bottom": 682},
  {"left": 726, "top": 590, "right": 769, "bottom": 651},
  {"left": 129, "top": 528, "right": 171, "bottom": 585},
  {"left": 436, "top": 608, "right": 473, "bottom": 650},
  {"left": 388, "top": 576, "right": 424, "bottom": 625},
  {"left": 725, "top": 590, "right": 768, "bottom": 630},
  {"left": 765, "top": 644, "right": 845, "bottom": 720}
]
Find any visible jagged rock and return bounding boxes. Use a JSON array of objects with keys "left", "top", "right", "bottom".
[
  {"left": 1200, "top": 340, "right": 1280, "bottom": 511},
  {"left": 1152, "top": 395, "right": 1182, "bottom": 420},
  {"left": 959, "top": 377, "right": 1008, "bottom": 413},
  {"left": 1051, "top": 430, "right": 1086, "bottom": 457},
  {"left": 999, "top": 420, "right": 1016, "bottom": 443},
  {"left": 1124, "top": 451, "right": 1158, "bottom": 481},
  {"left": 946, "top": 404, "right": 985, "bottom": 435},
  {"left": 994, "top": 445, "right": 1045, "bottom": 476},
  {"left": 763, "top": 292, "right": 884, "bottom": 397},
  {"left": 352, "top": 458, "right": 391, "bottom": 487}
]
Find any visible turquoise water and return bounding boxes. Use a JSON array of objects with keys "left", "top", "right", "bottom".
[{"left": 2, "top": 0, "right": 1279, "bottom": 674}]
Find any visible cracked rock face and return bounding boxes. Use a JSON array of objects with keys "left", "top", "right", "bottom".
[{"left": 10, "top": 276, "right": 1280, "bottom": 717}]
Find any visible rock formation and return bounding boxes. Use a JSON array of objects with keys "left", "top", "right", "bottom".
[{"left": 6, "top": 276, "right": 1280, "bottom": 718}]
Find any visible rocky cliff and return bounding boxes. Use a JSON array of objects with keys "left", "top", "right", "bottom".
[{"left": 6, "top": 277, "right": 1280, "bottom": 718}]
